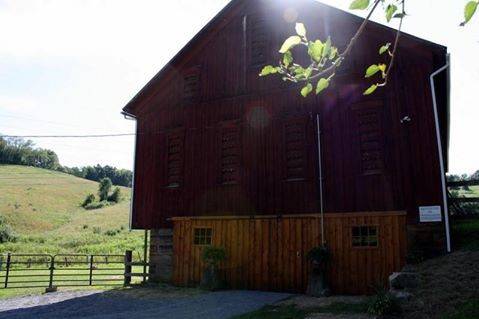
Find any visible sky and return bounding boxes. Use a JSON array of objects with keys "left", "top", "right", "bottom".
[{"left": 0, "top": 0, "right": 477, "bottom": 174}]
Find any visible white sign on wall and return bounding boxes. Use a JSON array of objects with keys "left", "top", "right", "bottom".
[{"left": 419, "top": 206, "right": 442, "bottom": 222}]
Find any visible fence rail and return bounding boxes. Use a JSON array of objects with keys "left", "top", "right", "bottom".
[
  {"left": 0, "top": 250, "right": 148, "bottom": 291},
  {"left": 447, "top": 179, "right": 479, "bottom": 217}
]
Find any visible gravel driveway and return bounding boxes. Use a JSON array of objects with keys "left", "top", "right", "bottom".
[{"left": 0, "top": 289, "right": 291, "bottom": 319}]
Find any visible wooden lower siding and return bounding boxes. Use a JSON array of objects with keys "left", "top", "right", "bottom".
[{"left": 171, "top": 211, "right": 407, "bottom": 294}]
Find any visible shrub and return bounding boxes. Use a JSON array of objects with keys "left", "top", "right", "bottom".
[
  {"left": 367, "top": 287, "right": 401, "bottom": 317},
  {"left": 84, "top": 200, "right": 110, "bottom": 210},
  {"left": 81, "top": 193, "right": 96, "bottom": 207},
  {"left": 108, "top": 187, "right": 121, "bottom": 203},
  {"left": 0, "top": 216, "right": 18, "bottom": 243},
  {"left": 202, "top": 246, "right": 226, "bottom": 267},
  {"left": 104, "top": 229, "right": 120, "bottom": 236},
  {"left": 307, "top": 245, "right": 331, "bottom": 265},
  {"left": 98, "top": 177, "right": 112, "bottom": 201}
]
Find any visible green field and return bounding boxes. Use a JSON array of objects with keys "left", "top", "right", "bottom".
[
  {"left": 0, "top": 165, "right": 148, "bottom": 298},
  {"left": 453, "top": 185, "right": 479, "bottom": 198},
  {"left": 0, "top": 165, "right": 144, "bottom": 255}
]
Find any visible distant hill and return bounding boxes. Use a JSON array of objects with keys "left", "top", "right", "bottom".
[{"left": 0, "top": 165, "right": 143, "bottom": 255}]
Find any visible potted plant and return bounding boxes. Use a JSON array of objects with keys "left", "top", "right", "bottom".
[
  {"left": 306, "top": 245, "right": 331, "bottom": 297},
  {"left": 200, "top": 246, "right": 226, "bottom": 290}
]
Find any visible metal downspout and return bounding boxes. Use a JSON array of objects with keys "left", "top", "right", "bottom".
[
  {"left": 316, "top": 114, "right": 325, "bottom": 245},
  {"left": 122, "top": 111, "right": 137, "bottom": 231},
  {"left": 429, "top": 54, "right": 451, "bottom": 253}
]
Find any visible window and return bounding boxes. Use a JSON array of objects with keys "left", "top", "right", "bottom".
[
  {"left": 352, "top": 226, "right": 379, "bottom": 248},
  {"left": 219, "top": 123, "right": 240, "bottom": 184},
  {"left": 284, "top": 119, "right": 306, "bottom": 180},
  {"left": 183, "top": 67, "right": 200, "bottom": 103},
  {"left": 355, "top": 106, "right": 385, "bottom": 175},
  {"left": 166, "top": 131, "right": 184, "bottom": 188},
  {"left": 249, "top": 16, "right": 268, "bottom": 66},
  {"left": 194, "top": 228, "right": 212, "bottom": 246}
]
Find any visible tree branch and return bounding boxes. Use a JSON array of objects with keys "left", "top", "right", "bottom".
[{"left": 308, "top": 0, "right": 382, "bottom": 80}]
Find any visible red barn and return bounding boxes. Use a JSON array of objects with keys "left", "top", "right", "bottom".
[{"left": 122, "top": 0, "right": 450, "bottom": 294}]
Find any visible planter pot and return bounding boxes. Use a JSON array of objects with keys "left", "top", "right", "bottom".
[
  {"left": 200, "top": 265, "right": 223, "bottom": 291},
  {"left": 306, "top": 261, "right": 331, "bottom": 297}
]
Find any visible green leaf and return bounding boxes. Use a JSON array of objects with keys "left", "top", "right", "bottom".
[
  {"left": 322, "top": 36, "right": 332, "bottom": 59},
  {"left": 385, "top": 4, "right": 398, "bottom": 22},
  {"left": 379, "top": 43, "right": 391, "bottom": 55},
  {"left": 316, "top": 78, "right": 330, "bottom": 94},
  {"left": 329, "top": 47, "right": 338, "bottom": 60},
  {"left": 304, "top": 67, "right": 313, "bottom": 79},
  {"left": 259, "top": 65, "right": 278, "bottom": 77},
  {"left": 279, "top": 36, "right": 302, "bottom": 54},
  {"left": 293, "top": 66, "right": 306, "bottom": 75},
  {"left": 378, "top": 64, "right": 387, "bottom": 73},
  {"left": 283, "top": 51, "right": 293, "bottom": 67},
  {"left": 295, "top": 23, "right": 307, "bottom": 38},
  {"left": 363, "top": 84, "right": 378, "bottom": 95},
  {"left": 365, "top": 64, "right": 380, "bottom": 78},
  {"left": 301, "top": 83, "right": 313, "bottom": 97},
  {"left": 349, "top": 0, "right": 370, "bottom": 10},
  {"left": 462, "top": 1, "right": 478, "bottom": 25},
  {"left": 308, "top": 40, "right": 324, "bottom": 62}
]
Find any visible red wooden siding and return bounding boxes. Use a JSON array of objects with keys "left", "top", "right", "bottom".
[
  {"left": 171, "top": 212, "right": 407, "bottom": 294},
  {"left": 126, "top": 0, "right": 448, "bottom": 234}
]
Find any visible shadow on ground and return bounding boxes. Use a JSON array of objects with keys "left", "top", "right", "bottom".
[{"left": 0, "top": 288, "right": 291, "bottom": 319}]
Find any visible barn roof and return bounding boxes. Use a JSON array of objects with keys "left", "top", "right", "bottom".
[{"left": 122, "top": 0, "right": 447, "bottom": 116}]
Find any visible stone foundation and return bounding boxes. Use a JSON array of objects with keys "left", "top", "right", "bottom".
[
  {"left": 149, "top": 228, "right": 173, "bottom": 282},
  {"left": 407, "top": 223, "right": 446, "bottom": 258}
]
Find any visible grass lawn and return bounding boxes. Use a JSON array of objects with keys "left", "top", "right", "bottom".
[
  {"left": 0, "top": 264, "right": 148, "bottom": 299},
  {"left": 451, "top": 218, "right": 479, "bottom": 250},
  {"left": 441, "top": 299, "right": 479, "bottom": 319}
]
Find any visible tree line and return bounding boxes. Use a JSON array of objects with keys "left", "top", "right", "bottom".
[{"left": 0, "top": 136, "right": 132, "bottom": 187}]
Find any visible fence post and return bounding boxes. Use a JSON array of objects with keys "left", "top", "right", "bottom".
[
  {"left": 45, "top": 255, "right": 57, "bottom": 293},
  {"left": 124, "top": 250, "right": 132, "bottom": 287},
  {"left": 143, "top": 230, "right": 148, "bottom": 283},
  {"left": 89, "top": 255, "right": 94, "bottom": 286},
  {"left": 4, "top": 253, "right": 11, "bottom": 288}
]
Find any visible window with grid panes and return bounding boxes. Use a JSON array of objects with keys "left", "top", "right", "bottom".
[
  {"left": 352, "top": 226, "right": 378, "bottom": 248},
  {"left": 194, "top": 228, "right": 212, "bottom": 246}
]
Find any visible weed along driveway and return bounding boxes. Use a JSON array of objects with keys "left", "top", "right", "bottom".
[{"left": 0, "top": 288, "right": 291, "bottom": 319}]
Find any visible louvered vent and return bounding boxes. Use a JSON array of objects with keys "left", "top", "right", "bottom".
[
  {"left": 183, "top": 70, "right": 199, "bottom": 102},
  {"left": 356, "top": 108, "right": 384, "bottom": 175},
  {"left": 167, "top": 132, "right": 184, "bottom": 188},
  {"left": 250, "top": 17, "right": 268, "bottom": 66},
  {"left": 284, "top": 120, "right": 306, "bottom": 180},
  {"left": 220, "top": 124, "right": 240, "bottom": 184}
]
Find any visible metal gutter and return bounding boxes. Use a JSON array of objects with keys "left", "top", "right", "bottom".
[{"left": 429, "top": 53, "right": 451, "bottom": 253}]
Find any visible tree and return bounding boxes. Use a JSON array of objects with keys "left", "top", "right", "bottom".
[
  {"left": 108, "top": 187, "right": 122, "bottom": 203},
  {"left": 260, "top": 0, "right": 477, "bottom": 96},
  {"left": 98, "top": 177, "right": 112, "bottom": 201}
]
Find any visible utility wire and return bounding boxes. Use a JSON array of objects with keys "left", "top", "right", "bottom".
[{"left": 0, "top": 133, "right": 135, "bottom": 138}]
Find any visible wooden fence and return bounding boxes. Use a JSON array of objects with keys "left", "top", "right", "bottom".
[
  {"left": 447, "top": 179, "right": 479, "bottom": 217},
  {"left": 0, "top": 251, "right": 148, "bottom": 292}
]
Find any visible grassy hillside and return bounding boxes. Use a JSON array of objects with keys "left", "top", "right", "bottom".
[{"left": 0, "top": 165, "right": 143, "bottom": 255}]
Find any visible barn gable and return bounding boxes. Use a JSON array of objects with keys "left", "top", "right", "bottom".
[{"left": 123, "top": 0, "right": 447, "bottom": 117}]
